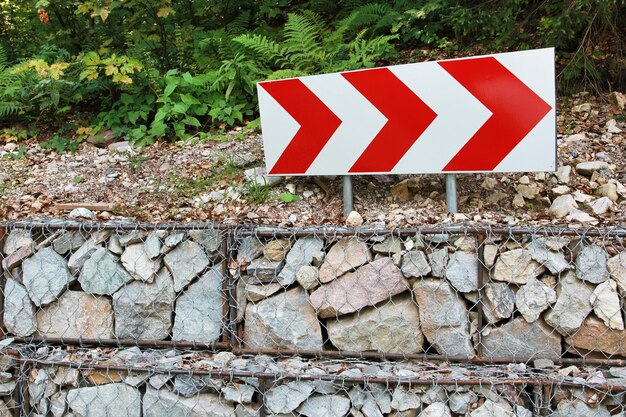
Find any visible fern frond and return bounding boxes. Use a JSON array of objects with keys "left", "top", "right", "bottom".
[
  {"left": 346, "top": 3, "right": 394, "bottom": 29},
  {"left": 0, "top": 45, "right": 7, "bottom": 70},
  {"left": 226, "top": 11, "right": 251, "bottom": 36},
  {"left": 232, "top": 34, "right": 289, "bottom": 67},
  {"left": 0, "top": 101, "right": 23, "bottom": 118},
  {"left": 283, "top": 13, "right": 324, "bottom": 70}
]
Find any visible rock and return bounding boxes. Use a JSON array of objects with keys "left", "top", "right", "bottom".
[
  {"left": 567, "top": 316, "right": 626, "bottom": 356},
  {"left": 118, "top": 231, "right": 147, "bottom": 246},
  {"left": 244, "top": 287, "right": 322, "bottom": 350},
  {"left": 164, "top": 240, "right": 210, "bottom": 291},
  {"left": 482, "top": 318, "right": 561, "bottom": 361},
  {"left": 548, "top": 195, "right": 577, "bottom": 218},
  {"left": 319, "top": 238, "right": 372, "bottom": 283},
  {"left": 52, "top": 231, "right": 85, "bottom": 255},
  {"left": 121, "top": 243, "right": 161, "bottom": 283},
  {"left": 527, "top": 238, "right": 570, "bottom": 274},
  {"left": 515, "top": 277, "right": 557, "bottom": 323},
  {"left": 277, "top": 237, "right": 324, "bottom": 286},
  {"left": 544, "top": 271, "right": 593, "bottom": 335},
  {"left": 445, "top": 252, "right": 479, "bottom": 293},
  {"left": 391, "top": 385, "right": 421, "bottom": 411},
  {"left": 23, "top": 247, "right": 73, "bottom": 307},
  {"left": 418, "top": 403, "right": 450, "bottom": 417},
  {"left": 483, "top": 245, "right": 498, "bottom": 268},
  {"left": 296, "top": 394, "right": 351, "bottom": 417},
  {"left": 67, "top": 238, "right": 99, "bottom": 274},
  {"left": 483, "top": 282, "right": 515, "bottom": 323},
  {"left": 265, "top": 381, "right": 314, "bottom": 414},
  {"left": 373, "top": 237, "right": 403, "bottom": 255},
  {"left": 565, "top": 209, "right": 598, "bottom": 225},
  {"left": 576, "top": 161, "right": 609, "bottom": 176},
  {"left": 576, "top": 245, "right": 609, "bottom": 283},
  {"left": 223, "top": 384, "right": 255, "bottom": 404},
  {"left": 428, "top": 248, "right": 448, "bottom": 278},
  {"left": 1, "top": 242, "right": 34, "bottom": 270},
  {"left": 346, "top": 211, "right": 364, "bottom": 227},
  {"left": 108, "top": 235, "right": 123, "bottom": 254},
  {"left": 590, "top": 279, "right": 624, "bottom": 330},
  {"left": 3, "top": 279, "right": 36, "bottom": 337},
  {"left": 263, "top": 239, "right": 292, "bottom": 262},
  {"left": 310, "top": 258, "right": 410, "bottom": 318},
  {"left": 470, "top": 400, "right": 514, "bottom": 417},
  {"left": 391, "top": 180, "right": 410, "bottom": 201},
  {"left": 401, "top": 251, "right": 431, "bottom": 278},
  {"left": 552, "top": 399, "right": 610, "bottom": 417},
  {"left": 555, "top": 165, "right": 571, "bottom": 184},
  {"left": 327, "top": 294, "right": 423, "bottom": 353},
  {"left": 609, "top": 252, "right": 626, "bottom": 292},
  {"left": 143, "top": 232, "right": 162, "bottom": 259},
  {"left": 37, "top": 290, "right": 114, "bottom": 338},
  {"left": 595, "top": 182, "right": 619, "bottom": 202},
  {"left": 235, "top": 403, "right": 262, "bottom": 417},
  {"left": 188, "top": 229, "right": 221, "bottom": 253},
  {"left": 246, "top": 282, "right": 282, "bottom": 302},
  {"left": 512, "top": 193, "right": 525, "bottom": 208},
  {"left": 113, "top": 267, "right": 176, "bottom": 340},
  {"left": 53, "top": 367, "right": 79, "bottom": 387},
  {"left": 172, "top": 266, "right": 223, "bottom": 343},
  {"left": 492, "top": 249, "right": 544, "bottom": 284},
  {"left": 296, "top": 265, "right": 320, "bottom": 290},
  {"left": 312, "top": 250, "right": 325, "bottom": 267},
  {"left": 246, "top": 257, "right": 283, "bottom": 284},
  {"left": 516, "top": 183, "right": 539, "bottom": 199},
  {"left": 68, "top": 207, "right": 95, "bottom": 219},
  {"left": 143, "top": 386, "right": 234, "bottom": 417},
  {"left": 412, "top": 279, "right": 474, "bottom": 358},
  {"left": 606, "top": 118, "right": 622, "bottom": 133},
  {"left": 79, "top": 247, "right": 132, "bottom": 295},
  {"left": 551, "top": 185, "right": 571, "bottom": 195},
  {"left": 448, "top": 391, "right": 477, "bottom": 414},
  {"left": 236, "top": 237, "right": 263, "bottom": 263},
  {"left": 589, "top": 196, "right": 613, "bottom": 215},
  {"left": 244, "top": 166, "right": 283, "bottom": 187},
  {"left": 3, "top": 229, "right": 33, "bottom": 255},
  {"left": 67, "top": 384, "right": 140, "bottom": 417},
  {"left": 608, "top": 91, "right": 626, "bottom": 110},
  {"left": 482, "top": 177, "right": 497, "bottom": 190}
]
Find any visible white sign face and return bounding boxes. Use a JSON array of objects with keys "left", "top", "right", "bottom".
[{"left": 257, "top": 48, "right": 556, "bottom": 176}]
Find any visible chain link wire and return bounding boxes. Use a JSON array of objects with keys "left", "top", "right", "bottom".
[{"left": 0, "top": 219, "right": 625, "bottom": 416}]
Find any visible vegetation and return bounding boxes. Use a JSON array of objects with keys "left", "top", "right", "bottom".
[{"left": 0, "top": 0, "right": 624, "bottom": 147}]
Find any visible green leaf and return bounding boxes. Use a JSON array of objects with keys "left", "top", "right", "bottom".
[
  {"left": 163, "top": 82, "right": 178, "bottom": 97},
  {"left": 279, "top": 193, "right": 300, "bottom": 203},
  {"left": 172, "top": 102, "right": 190, "bottom": 114},
  {"left": 183, "top": 116, "right": 201, "bottom": 127},
  {"left": 182, "top": 72, "right": 193, "bottom": 83},
  {"left": 180, "top": 94, "right": 200, "bottom": 105}
]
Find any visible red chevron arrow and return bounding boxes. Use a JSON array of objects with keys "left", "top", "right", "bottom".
[
  {"left": 439, "top": 57, "right": 552, "bottom": 171},
  {"left": 342, "top": 68, "right": 437, "bottom": 173},
  {"left": 260, "top": 79, "right": 342, "bottom": 175}
]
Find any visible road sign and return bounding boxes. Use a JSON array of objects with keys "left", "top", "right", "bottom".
[{"left": 257, "top": 48, "right": 555, "bottom": 176}]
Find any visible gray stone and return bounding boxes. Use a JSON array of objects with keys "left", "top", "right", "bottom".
[
  {"left": 164, "top": 240, "right": 210, "bottom": 291},
  {"left": 37, "top": 290, "right": 113, "bottom": 338},
  {"left": 162, "top": 232, "right": 185, "bottom": 254},
  {"left": 483, "top": 245, "right": 498, "bottom": 268},
  {"left": 297, "top": 265, "right": 320, "bottom": 290},
  {"left": 223, "top": 384, "right": 255, "bottom": 404},
  {"left": 3, "top": 279, "right": 36, "bottom": 337},
  {"left": 67, "top": 384, "right": 140, "bottom": 417},
  {"left": 446, "top": 252, "right": 479, "bottom": 293},
  {"left": 235, "top": 403, "right": 262, "bottom": 417},
  {"left": 319, "top": 238, "right": 372, "bottom": 283},
  {"left": 144, "top": 232, "right": 162, "bottom": 259},
  {"left": 482, "top": 317, "right": 561, "bottom": 361},
  {"left": 121, "top": 243, "right": 161, "bottom": 283},
  {"left": 53, "top": 367, "right": 79, "bottom": 387},
  {"left": 448, "top": 391, "right": 477, "bottom": 414},
  {"left": 237, "top": 237, "right": 264, "bottom": 263},
  {"left": 3, "top": 229, "right": 33, "bottom": 254},
  {"left": 23, "top": 247, "right": 72, "bottom": 307},
  {"left": 118, "top": 231, "right": 147, "bottom": 247},
  {"left": 545, "top": 271, "right": 594, "bottom": 335},
  {"left": 483, "top": 282, "right": 515, "bottom": 324},
  {"left": 368, "top": 384, "right": 391, "bottom": 414},
  {"left": 277, "top": 237, "right": 324, "bottom": 286},
  {"left": 108, "top": 235, "right": 123, "bottom": 254},
  {"left": 552, "top": 400, "right": 610, "bottom": 417},
  {"left": 418, "top": 403, "right": 450, "bottom": 417},
  {"left": 428, "top": 248, "right": 448, "bottom": 278},
  {"left": 576, "top": 161, "right": 609, "bottom": 176},
  {"left": 50, "top": 391, "right": 67, "bottom": 417},
  {"left": 589, "top": 196, "right": 613, "bottom": 214},
  {"left": 391, "top": 386, "right": 421, "bottom": 411},
  {"left": 310, "top": 258, "right": 410, "bottom": 318},
  {"left": 67, "top": 238, "right": 100, "bottom": 274},
  {"left": 412, "top": 279, "right": 474, "bottom": 358},
  {"left": 548, "top": 194, "right": 577, "bottom": 218},
  {"left": 470, "top": 400, "right": 514, "bottom": 417},
  {"left": 143, "top": 386, "right": 234, "bottom": 417},
  {"left": 590, "top": 279, "right": 624, "bottom": 330},
  {"left": 401, "top": 251, "right": 431, "bottom": 278},
  {"left": 527, "top": 238, "right": 570, "bottom": 274},
  {"left": 113, "top": 267, "right": 176, "bottom": 340},
  {"left": 0, "top": 381, "right": 15, "bottom": 396},
  {"left": 188, "top": 229, "right": 221, "bottom": 253},
  {"left": 296, "top": 395, "right": 351, "bottom": 417},
  {"left": 52, "top": 231, "right": 85, "bottom": 255},
  {"left": 555, "top": 165, "right": 571, "bottom": 184},
  {"left": 79, "top": 247, "right": 132, "bottom": 295},
  {"left": 173, "top": 266, "right": 223, "bottom": 343},
  {"left": 244, "top": 166, "right": 283, "bottom": 187},
  {"left": 246, "top": 282, "right": 283, "bottom": 302},
  {"left": 372, "top": 237, "right": 403, "bottom": 255},
  {"left": 327, "top": 295, "right": 424, "bottom": 353},
  {"left": 609, "top": 251, "right": 626, "bottom": 292},
  {"left": 576, "top": 245, "right": 609, "bottom": 283},
  {"left": 245, "top": 287, "right": 322, "bottom": 350},
  {"left": 263, "top": 239, "right": 292, "bottom": 262},
  {"left": 492, "top": 249, "right": 544, "bottom": 284},
  {"left": 247, "top": 257, "right": 283, "bottom": 284},
  {"left": 515, "top": 277, "right": 557, "bottom": 323},
  {"left": 265, "top": 381, "right": 314, "bottom": 414}
]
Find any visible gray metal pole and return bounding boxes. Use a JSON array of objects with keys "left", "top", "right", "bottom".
[
  {"left": 342, "top": 175, "right": 353, "bottom": 217},
  {"left": 446, "top": 174, "right": 458, "bottom": 214}
]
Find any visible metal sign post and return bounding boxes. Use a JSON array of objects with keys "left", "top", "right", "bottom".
[
  {"left": 446, "top": 174, "right": 458, "bottom": 214},
  {"left": 342, "top": 176, "right": 353, "bottom": 216}
]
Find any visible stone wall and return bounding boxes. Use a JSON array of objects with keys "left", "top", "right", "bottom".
[{"left": 2, "top": 224, "right": 626, "bottom": 361}]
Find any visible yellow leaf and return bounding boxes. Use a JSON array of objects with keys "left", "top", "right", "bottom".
[
  {"left": 91, "top": 7, "right": 110, "bottom": 21},
  {"left": 113, "top": 74, "right": 133, "bottom": 84},
  {"left": 104, "top": 64, "right": 118, "bottom": 76},
  {"left": 156, "top": 6, "right": 174, "bottom": 18}
]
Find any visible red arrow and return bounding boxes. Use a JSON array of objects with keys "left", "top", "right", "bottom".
[
  {"left": 342, "top": 68, "right": 437, "bottom": 173},
  {"left": 259, "top": 79, "right": 342, "bottom": 175},
  {"left": 439, "top": 57, "right": 552, "bottom": 171}
]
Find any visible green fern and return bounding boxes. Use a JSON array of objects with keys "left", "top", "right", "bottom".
[
  {"left": 0, "top": 45, "right": 25, "bottom": 120},
  {"left": 232, "top": 33, "right": 289, "bottom": 67}
]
